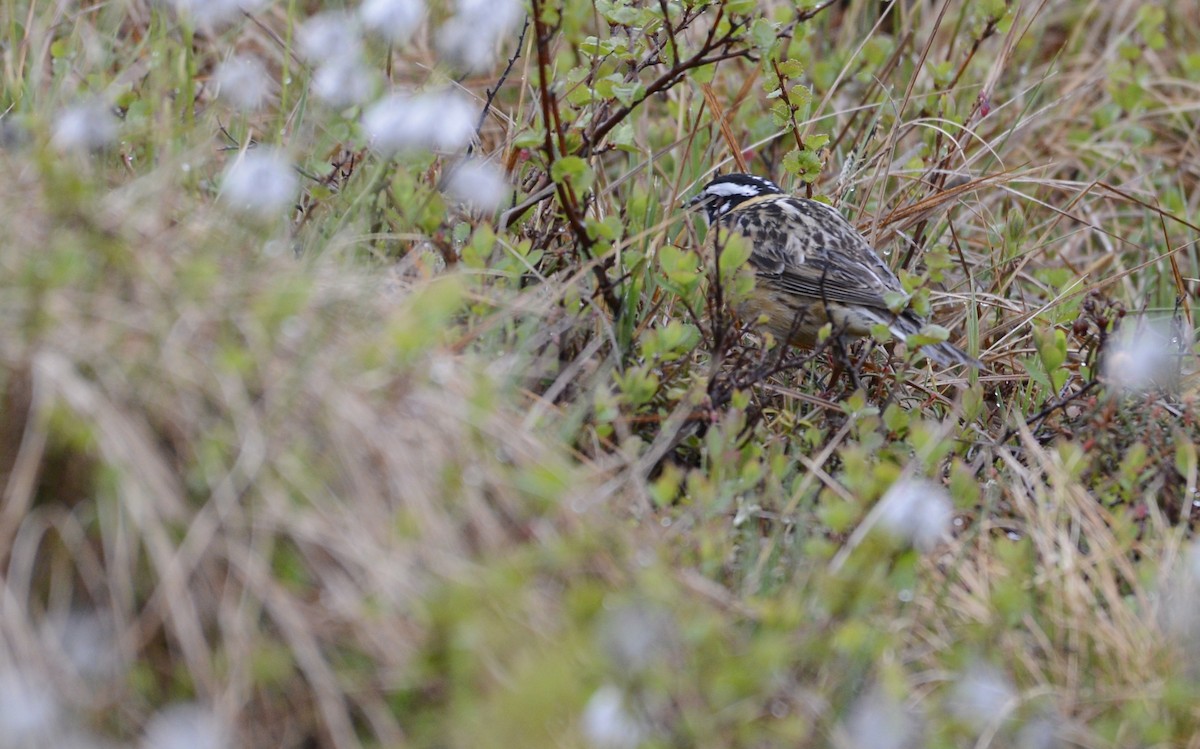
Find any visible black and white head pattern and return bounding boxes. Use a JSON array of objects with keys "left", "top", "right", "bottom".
[{"left": 687, "top": 173, "right": 784, "bottom": 224}]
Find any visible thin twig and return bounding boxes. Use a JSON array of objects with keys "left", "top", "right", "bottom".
[
  {"left": 467, "top": 16, "right": 531, "bottom": 157},
  {"left": 529, "top": 0, "right": 622, "bottom": 314}
]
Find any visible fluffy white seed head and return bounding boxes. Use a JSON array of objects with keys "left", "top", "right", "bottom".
[
  {"left": 360, "top": 0, "right": 426, "bottom": 44},
  {"left": 213, "top": 55, "right": 273, "bottom": 112},
  {"left": 220, "top": 148, "right": 298, "bottom": 218},
  {"left": 947, "top": 662, "right": 1017, "bottom": 729},
  {"left": 0, "top": 670, "right": 60, "bottom": 743},
  {"left": 581, "top": 685, "right": 644, "bottom": 749},
  {"left": 141, "top": 704, "right": 229, "bottom": 749},
  {"left": 1014, "top": 715, "right": 1066, "bottom": 749},
  {"left": 52, "top": 102, "right": 118, "bottom": 153},
  {"left": 165, "top": 0, "right": 267, "bottom": 28},
  {"left": 838, "top": 686, "right": 923, "bottom": 749},
  {"left": 45, "top": 610, "right": 122, "bottom": 681},
  {"left": 595, "top": 602, "right": 677, "bottom": 674},
  {"left": 362, "top": 91, "right": 476, "bottom": 155},
  {"left": 1102, "top": 318, "right": 1185, "bottom": 392},
  {"left": 875, "top": 478, "right": 954, "bottom": 551},
  {"left": 444, "top": 159, "right": 509, "bottom": 213},
  {"left": 311, "top": 53, "right": 377, "bottom": 107},
  {"left": 436, "top": 0, "right": 522, "bottom": 72},
  {"left": 1158, "top": 541, "right": 1200, "bottom": 677},
  {"left": 298, "top": 12, "right": 362, "bottom": 61}
]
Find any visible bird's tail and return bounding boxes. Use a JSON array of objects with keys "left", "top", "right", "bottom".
[
  {"left": 874, "top": 311, "right": 981, "bottom": 369},
  {"left": 919, "top": 339, "right": 981, "bottom": 369}
]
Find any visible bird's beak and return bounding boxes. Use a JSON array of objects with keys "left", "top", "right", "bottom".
[{"left": 683, "top": 193, "right": 714, "bottom": 227}]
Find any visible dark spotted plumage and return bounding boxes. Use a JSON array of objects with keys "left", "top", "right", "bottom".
[{"left": 687, "top": 173, "right": 978, "bottom": 368}]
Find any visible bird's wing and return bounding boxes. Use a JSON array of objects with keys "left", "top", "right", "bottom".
[{"left": 720, "top": 195, "right": 903, "bottom": 311}]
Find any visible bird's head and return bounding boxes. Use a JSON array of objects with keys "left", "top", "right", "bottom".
[{"left": 685, "top": 173, "right": 783, "bottom": 223}]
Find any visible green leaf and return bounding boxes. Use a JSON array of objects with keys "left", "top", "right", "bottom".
[
  {"left": 613, "top": 365, "right": 660, "bottom": 407},
  {"left": 642, "top": 320, "right": 700, "bottom": 361},
  {"left": 786, "top": 84, "right": 811, "bottom": 108},
  {"left": 549, "top": 156, "right": 594, "bottom": 192},
  {"left": 1033, "top": 326, "right": 1067, "bottom": 372},
  {"left": 461, "top": 226, "right": 496, "bottom": 269},
  {"left": 649, "top": 464, "right": 682, "bottom": 507},
  {"left": 585, "top": 216, "right": 622, "bottom": 242},
  {"left": 609, "top": 121, "right": 638, "bottom": 153},
  {"left": 781, "top": 147, "right": 823, "bottom": 182},
  {"left": 389, "top": 276, "right": 467, "bottom": 358},
  {"left": 882, "top": 290, "right": 909, "bottom": 314},
  {"left": 659, "top": 245, "right": 702, "bottom": 290},
  {"left": 882, "top": 403, "right": 909, "bottom": 435},
  {"left": 597, "top": 0, "right": 640, "bottom": 25},
  {"left": 715, "top": 230, "right": 751, "bottom": 275},
  {"left": 512, "top": 129, "right": 544, "bottom": 149},
  {"left": 566, "top": 84, "right": 593, "bottom": 106},
  {"left": 817, "top": 499, "right": 858, "bottom": 534},
  {"left": 750, "top": 18, "right": 778, "bottom": 52},
  {"left": 907, "top": 324, "right": 950, "bottom": 347},
  {"left": 863, "top": 36, "right": 894, "bottom": 67},
  {"left": 610, "top": 81, "right": 644, "bottom": 108},
  {"left": 930, "top": 60, "right": 955, "bottom": 88},
  {"left": 770, "top": 100, "right": 792, "bottom": 126},
  {"left": 776, "top": 59, "right": 804, "bottom": 79},
  {"left": 1175, "top": 431, "right": 1196, "bottom": 482}
]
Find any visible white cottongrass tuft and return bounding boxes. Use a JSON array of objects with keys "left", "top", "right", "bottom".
[
  {"left": 947, "top": 662, "right": 1017, "bottom": 729},
  {"left": 310, "top": 54, "right": 377, "bottom": 107},
  {"left": 298, "top": 12, "right": 363, "bottom": 61},
  {"left": 1102, "top": 318, "right": 1185, "bottom": 392},
  {"left": 52, "top": 102, "right": 118, "bottom": 153},
  {"left": 362, "top": 90, "right": 477, "bottom": 155},
  {"left": 837, "top": 685, "right": 923, "bottom": 749},
  {"left": 581, "top": 685, "right": 644, "bottom": 749},
  {"left": 46, "top": 610, "right": 122, "bottom": 681},
  {"left": 299, "top": 12, "right": 376, "bottom": 106},
  {"left": 47, "top": 728, "right": 122, "bottom": 749},
  {"left": 166, "top": 0, "right": 267, "bottom": 28},
  {"left": 213, "top": 55, "right": 273, "bottom": 112},
  {"left": 875, "top": 478, "right": 954, "bottom": 551},
  {"left": 436, "top": 0, "right": 523, "bottom": 72},
  {"left": 1157, "top": 541, "right": 1200, "bottom": 678},
  {"left": 220, "top": 148, "right": 298, "bottom": 218},
  {"left": 142, "top": 704, "right": 229, "bottom": 749},
  {"left": 0, "top": 670, "right": 60, "bottom": 743},
  {"left": 444, "top": 159, "right": 510, "bottom": 213},
  {"left": 360, "top": 0, "right": 426, "bottom": 44},
  {"left": 1014, "top": 714, "right": 1065, "bottom": 749},
  {"left": 596, "top": 602, "right": 677, "bottom": 675}
]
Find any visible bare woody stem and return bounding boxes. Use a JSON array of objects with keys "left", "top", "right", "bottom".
[{"left": 529, "top": 0, "right": 622, "bottom": 315}]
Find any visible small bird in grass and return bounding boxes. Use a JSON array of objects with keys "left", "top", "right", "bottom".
[{"left": 686, "top": 173, "right": 979, "bottom": 369}]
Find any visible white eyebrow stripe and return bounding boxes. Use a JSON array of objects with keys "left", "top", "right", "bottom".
[{"left": 706, "top": 183, "right": 759, "bottom": 197}]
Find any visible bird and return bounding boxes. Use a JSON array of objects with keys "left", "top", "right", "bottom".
[{"left": 685, "top": 173, "right": 979, "bottom": 369}]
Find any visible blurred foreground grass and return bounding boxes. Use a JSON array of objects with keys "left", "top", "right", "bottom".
[{"left": 2, "top": 0, "right": 1200, "bottom": 747}]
